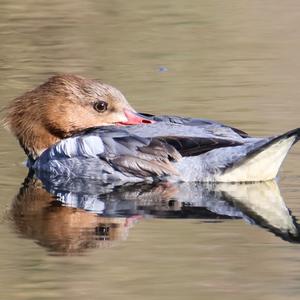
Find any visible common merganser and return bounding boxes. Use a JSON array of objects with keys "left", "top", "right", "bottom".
[{"left": 4, "top": 74, "right": 300, "bottom": 183}]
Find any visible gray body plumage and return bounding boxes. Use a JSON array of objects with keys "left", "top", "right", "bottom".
[{"left": 32, "top": 115, "right": 300, "bottom": 183}]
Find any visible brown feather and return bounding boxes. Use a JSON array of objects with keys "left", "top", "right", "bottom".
[{"left": 110, "top": 156, "right": 179, "bottom": 177}]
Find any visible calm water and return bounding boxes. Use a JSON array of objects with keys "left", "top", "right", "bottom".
[{"left": 1, "top": 1, "right": 300, "bottom": 299}]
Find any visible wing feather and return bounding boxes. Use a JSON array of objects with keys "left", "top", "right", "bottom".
[
  {"left": 159, "top": 136, "right": 243, "bottom": 156},
  {"left": 72, "top": 127, "right": 245, "bottom": 178},
  {"left": 100, "top": 134, "right": 181, "bottom": 178}
]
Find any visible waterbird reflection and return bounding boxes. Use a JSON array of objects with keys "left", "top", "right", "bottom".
[
  {"left": 9, "top": 174, "right": 300, "bottom": 255},
  {"left": 10, "top": 177, "right": 137, "bottom": 255}
]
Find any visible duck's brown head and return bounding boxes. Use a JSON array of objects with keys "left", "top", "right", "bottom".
[{"left": 4, "top": 74, "right": 153, "bottom": 158}]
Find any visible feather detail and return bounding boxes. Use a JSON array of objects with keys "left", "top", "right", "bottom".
[
  {"left": 159, "top": 136, "right": 243, "bottom": 157},
  {"left": 109, "top": 156, "right": 179, "bottom": 177}
]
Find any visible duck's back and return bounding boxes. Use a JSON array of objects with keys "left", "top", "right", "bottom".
[{"left": 32, "top": 117, "right": 299, "bottom": 183}]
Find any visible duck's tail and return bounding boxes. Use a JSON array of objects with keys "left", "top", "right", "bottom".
[{"left": 216, "top": 128, "right": 300, "bottom": 182}]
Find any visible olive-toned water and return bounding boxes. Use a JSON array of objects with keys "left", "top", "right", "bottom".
[{"left": 1, "top": 1, "right": 300, "bottom": 299}]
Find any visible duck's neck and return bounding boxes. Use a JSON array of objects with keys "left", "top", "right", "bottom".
[
  {"left": 5, "top": 102, "right": 60, "bottom": 159},
  {"left": 17, "top": 123, "right": 60, "bottom": 159}
]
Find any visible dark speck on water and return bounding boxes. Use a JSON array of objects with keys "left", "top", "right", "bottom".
[
  {"left": 1, "top": 1, "right": 300, "bottom": 300},
  {"left": 158, "top": 66, "right": 168, "bottom": 72}
]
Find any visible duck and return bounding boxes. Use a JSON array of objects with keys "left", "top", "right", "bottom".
[{"left": 4, "top": 74, "right": 300, "bottom": 183}]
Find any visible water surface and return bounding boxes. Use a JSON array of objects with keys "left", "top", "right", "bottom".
[{"left": 1, "top": 1, "right": 300, "bottom": 299}]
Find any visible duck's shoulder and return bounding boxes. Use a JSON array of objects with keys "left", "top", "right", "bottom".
[
  {"left": 34, "top": 126, "right": 181, "bottom": 178},
  {"left": 35, "top": 127, "right": 130, "bottom": 161},
  {"left": 139, "top": 113, "right": 249, "bottom": 138},
  {"left": 45, "top": 120, "right": 246, "bottom": 160}
]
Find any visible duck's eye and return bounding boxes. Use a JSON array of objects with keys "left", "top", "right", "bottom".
[{"left": 93, "top": 101, "right": 108, "bottom": 113}]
